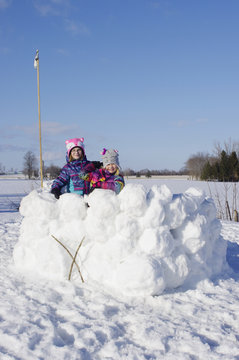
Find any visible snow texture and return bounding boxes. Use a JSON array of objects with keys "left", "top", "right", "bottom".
[
  {"left": 1, "top": 178, "right": 239, "bottom": 359},
  {"left": 13, "top": 183, "right": 227, "bottom": 296}
]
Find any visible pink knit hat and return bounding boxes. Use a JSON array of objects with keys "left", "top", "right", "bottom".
[{"left": 65, "top": 138, "right": 85, "bottom": 157}]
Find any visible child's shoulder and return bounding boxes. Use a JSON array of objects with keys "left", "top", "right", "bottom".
[
  {"left": 61, "top": 162, "right": 71, "bottom": 170},
  {"left": 115, "top": 169, "right": 124, "bottom": 177}
]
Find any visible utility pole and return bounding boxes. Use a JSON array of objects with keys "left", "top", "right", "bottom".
[{"left": 34, "top": 49, "right": 43, "bottom": 188}]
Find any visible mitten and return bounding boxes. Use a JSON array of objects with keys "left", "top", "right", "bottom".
[
  {"left": 92, "top": 161, "right": 103, "bottom": 169},
  {"left": 89, "top": 181, "right": 102, "bottom": 194},
  {"left": 94, "top": 181, "right": 102, "bottom": 189},
  {"left": 50, "top": 187, "right": 61, "bottom": 199}
]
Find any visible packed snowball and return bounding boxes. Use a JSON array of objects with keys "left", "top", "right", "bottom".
[{"left": 13, "top": 184, "right": 227, "bottom": 296}]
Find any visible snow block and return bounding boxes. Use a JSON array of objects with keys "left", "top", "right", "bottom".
[{"left": 13, "top": 184, "right": 227, "bottom": 296}]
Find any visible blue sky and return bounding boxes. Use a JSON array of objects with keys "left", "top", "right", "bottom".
[{"left": 0, "top": 0, "right": 239, "bottom": 172}]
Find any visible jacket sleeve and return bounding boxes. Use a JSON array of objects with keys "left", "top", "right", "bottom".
[
  {"left": 78, "top": 169, "right": 101, "bottom": 183},
  {"left": 78, "top": 162, "right": 98, "bottom": 180},
  {"left": 84, "top": 162, "right": 97, "bottom": 173},
  {"left": 97, "top": 174, "right": 125, "bottom": 194},
  {"left": 51, "top": 165, "right": 70, "bottom": 191}
]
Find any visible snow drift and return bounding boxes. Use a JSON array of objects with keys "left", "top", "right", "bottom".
[{"left": 13, "top": 184, "right": 227, "bottom": 296}]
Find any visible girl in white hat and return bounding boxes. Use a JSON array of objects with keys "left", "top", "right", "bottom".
[{"left": 80, "top": 148, "right": 125, "bottom": 194}]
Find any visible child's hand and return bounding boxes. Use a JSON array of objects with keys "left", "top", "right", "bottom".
[
  {"left": 89, "top": 182, "right": 102, "bottom": 193},
  {"left": 50, "top": 188, "right": 61, "bottom": 199},
  {"left": 92, "top": 161, "right": 103, "bottom": 169},
  {"left": 90, "top": 181, "right": 102, "bottom": 190}
]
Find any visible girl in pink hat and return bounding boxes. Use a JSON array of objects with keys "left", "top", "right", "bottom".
[{"left": 50, "top": 138, "right": 101, "bottom": 199}]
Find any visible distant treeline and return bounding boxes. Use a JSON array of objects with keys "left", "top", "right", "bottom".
[
  {"left": 43, "top": 166, "right": 188, "bottom": 179},
  {"left": 19, "top": 139, "right": 239, "bottom": 182},
  {"left": 122, "top": 168, "right": 188, "bottom": 177},
  {"left": 201, "top": 151, "right": 239, "bottom": 182},
  {"left": 185, "top": 140, "right": 239, "bottom": 182}
]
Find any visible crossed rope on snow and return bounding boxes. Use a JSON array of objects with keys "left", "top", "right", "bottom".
[{"left": 51, "top": 235, "right": 84, "bottom": 283}]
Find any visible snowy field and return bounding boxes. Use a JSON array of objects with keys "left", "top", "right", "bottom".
[{"left": 0, "top": 178, "right": 239, "bottom": 359}]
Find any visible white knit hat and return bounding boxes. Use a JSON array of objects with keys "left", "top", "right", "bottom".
[{"left": 101, "top": 148, "right": 120, "bottom": 168}]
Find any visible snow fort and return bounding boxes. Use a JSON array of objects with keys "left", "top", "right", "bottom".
[{"left": 13, "top": 184, "right": 227, "bottom": 296}]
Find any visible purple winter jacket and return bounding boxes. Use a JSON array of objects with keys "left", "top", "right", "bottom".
[{"left": 51, "top": 155, "right": 96, "bottom": 196}]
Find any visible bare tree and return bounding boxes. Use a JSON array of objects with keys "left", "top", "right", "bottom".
[
  {"left": 23, "top": 151, "right": 38, "bottom": 179},
  {"left": 122, "top": 168, "right": 136, "bottom": 176},
  {"left": 45, "top": 164, "right": 61, "bottom": 179},
  {"left": 185, "top": 152, "right": 210, "bottom": 180},
  {"left": 213, "top": 138, "right": 239, "bottom": 158}
]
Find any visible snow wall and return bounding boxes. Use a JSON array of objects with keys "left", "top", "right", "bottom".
[{"left": 13, "top": 184, "right": 227, "bottom": 296}]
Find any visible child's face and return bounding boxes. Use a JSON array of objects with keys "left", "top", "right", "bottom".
[
  {"left": 105, "top": 163, "right": 118, "bottom": 174},
  {"left": 70, "top": 147, "right": 83, "bottom": 160}
]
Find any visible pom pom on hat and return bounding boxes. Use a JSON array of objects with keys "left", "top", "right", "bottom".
[
  {"left": 101, "top": 148, "right": 107, "bottom": 155},
  {"left": 101, "top": 148, "right": 120, "bottom": 168},
  {"left": 65, "top": 138, "right": 85, "bottom": 157}
]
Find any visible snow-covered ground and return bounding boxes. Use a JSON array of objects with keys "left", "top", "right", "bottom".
[{"left": 0, "top": 179, "right": 239, "bottom": 359}]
